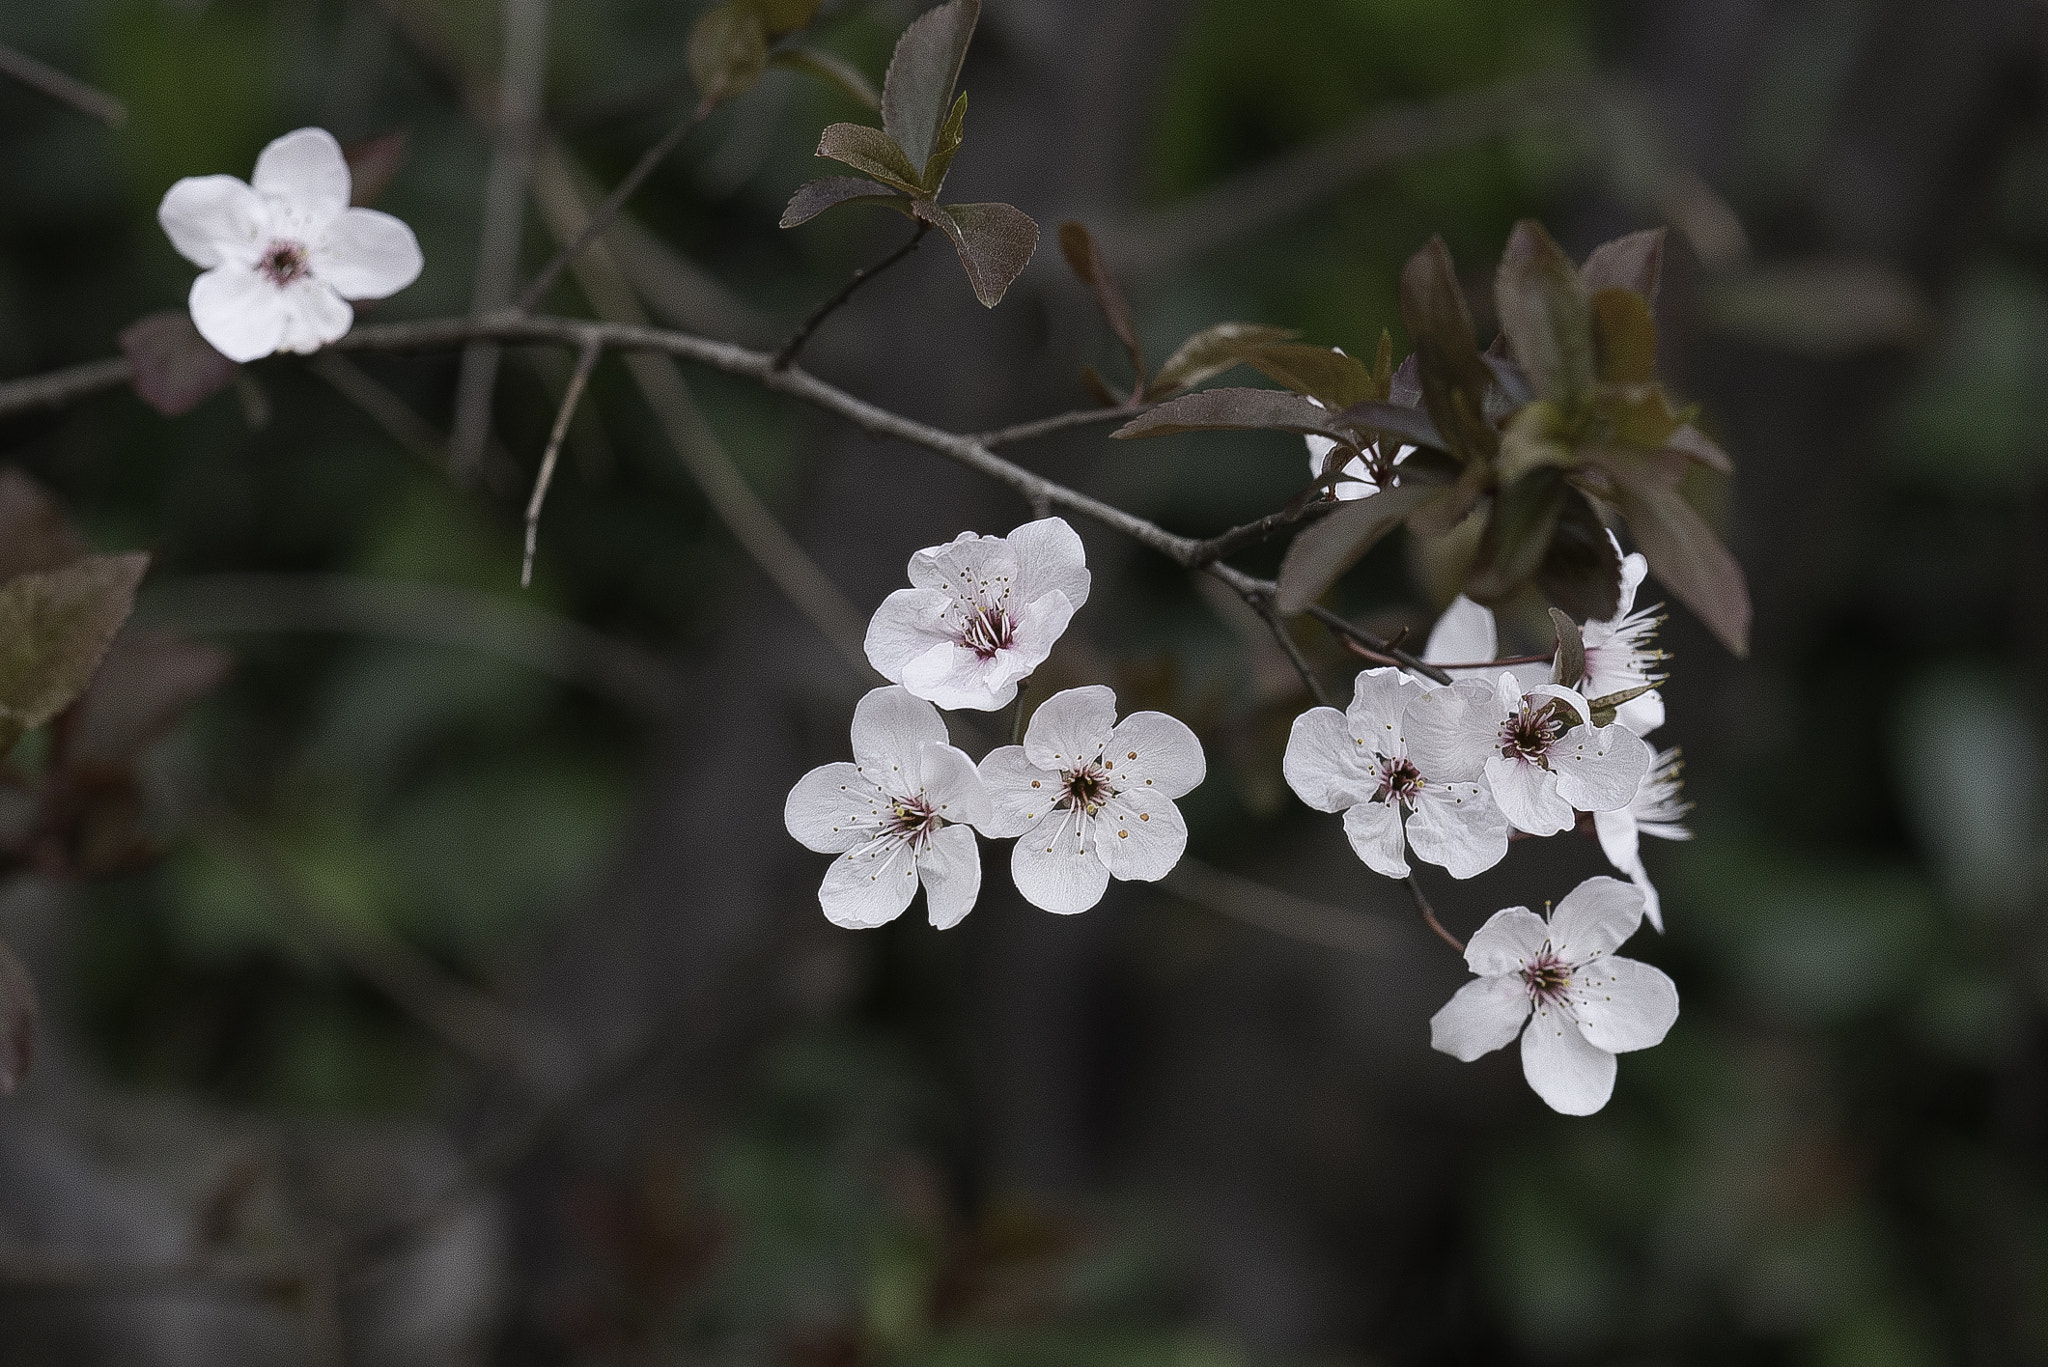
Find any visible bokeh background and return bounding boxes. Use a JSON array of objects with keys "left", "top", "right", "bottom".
[{"left": 2, "top": 0, "right": 2045, "bottom": 1363}]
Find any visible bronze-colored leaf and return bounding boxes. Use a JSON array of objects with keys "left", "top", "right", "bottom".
[
  {"left": 1275, "top": 483, "right": 1443, "bottom": 614},
  {"left": 880, "top": 0, "right": 978, "bottom": 171},
  {"left": 1058, "top": 222, "right": 1141, "bottom": 388},
  {"left": 687, "top": 3, "right": 768, "bottom": 105},
  {"left": 1496, "top": 401, "right": 1578, "bottom": 486},
  {"left": 119, "top": 311, "right": 238, "bottom": 419},
  {"left": 1148, "top": 323, "right": 1298, "bottom": 397},
  {"left": 0, "top": 552, "right": 150, "bottom": 742},
  {"left": 768, "top": 47, "right": 881, "bottom": 111},
  {"left": 1243, "top": 343, "right": 1378, "bottom": 412},
  {"left": 1111, "top": 387, "right": 1352, "bottom": 443},
  {"left": 343, "top": 130, "right": 408, "bottom": 206},
  {"left": 1329, "top": 398, "right": 1445, "bottom": 453},
  {"left": 62, "top": 628, "right": 231, "bottom": 770},
  {"left": 1535, "top": 488, "right": 1622, "bottom": 623},
  {"left": 1398, "top": 238, "right": 1498, "bottom": 465},
  {"left": 1548, "top": 607, "right": 1585, "bottom": 688},
  {"left": 780, "top": 176, "right": 909, "bottom": 228},
  {"left": 1588, "top": 449, "right": 1750, "bottom": 656},
  {"left": 913, "top": 200, "right": 1037, "bottom": 308},
  {"left": 1666, "top": 423, "right": 1734, "bottom": 474},
  {"left": 0, "top": 469, "right": 86, "bottom": 584},
  {"left": 1465, "top": 469, "right": 1567, "bottom": 603},
  {"left": 1078, "top": 365, "right": 1121, "bottom": 408},
  {"left": 1496, "top": 220, "right": 1594, "bottom": 406},
  {"left": 815, "top": 122, "right": 924, "bottom": 194},
  {"left": 0, "top": 939, "right": 34, "bottom": 1095},
  {"left": 1579, "top": 227, "right": 1666, "bottom": 306}
]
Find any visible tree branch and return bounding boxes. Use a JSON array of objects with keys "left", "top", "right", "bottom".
[
  {"left": 975, "top": 402, "right": 1148, "bottom": 448},
  {"left": 1254, "top": 594, "right": 1332, "bottom": 707},
  {"left": 771, "top": 220, "right": 930, "bottom": 372},
  {"left": 1406, "top": 874, "right": 1464, "bottom": 954},
  {"left": 523, "top": 336, "right": 601, "bottom": 586},
  {"left": 0, "top": 43, "right": 127, "bottom": 127},
  {"left": 1305, "top": 604, "right": 1452, "bottom": 685}
]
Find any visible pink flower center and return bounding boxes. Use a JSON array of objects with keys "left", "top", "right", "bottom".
[
  {"left": 1373, "top": 755, "right": 1424, "bottom": 808},
  {"left": 259, "top": 240, "right": 310, "bottom": 287},
  {"left": 1498, "top": 702, "right": 1566, "bottom": 764},
  {"left": 1521, "top": 950, "right": 1572, "bottom": 1005},
  {"left": 887, "top": 795, "right": 943, "bottom": 846},
  {"left": 1058, "top": 763, "right": 1114, "bottom": 814},
  {"left": 959, "top": 606, "right": 1015, "bottom": 660}
]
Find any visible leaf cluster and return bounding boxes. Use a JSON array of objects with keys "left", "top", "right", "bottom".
[{"left": 779, "top": 0, "right": 1039, "bottom": 308}]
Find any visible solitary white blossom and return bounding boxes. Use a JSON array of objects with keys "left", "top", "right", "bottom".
[
  {"left": 1582, "top": 540, "right": 1668, "bottom": 736},
  {"left": 784, "top": 686, "right": 992, "bottom": 930},
  {"left": 1429, "top": 875, "right": 1678, "bottom": 1115},
  {"left": 1594, "top": 747, "right": 1692, "bottom": 931},
  {"left": 976, "top": 685, "right": 1204, "bottom": 914},
  {"left": 864, "top": 517, "right": 1090, "bottom": 712},
  {"left": 1282, "top": 668, "right": 1508, "bottom": 879},
  {"left": 157, "top": 128, "right": 423, "bottom": 363}
]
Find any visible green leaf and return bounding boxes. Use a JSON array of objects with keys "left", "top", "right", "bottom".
[
  {"left": 913, "top": 200, "right": 1037, "bottom": 308},
  {"left": 1585, "top": 682, "right": 1656, "bottom": 725},
  {"left": 1398, "top": 238, "right": 1498, "bottom": 465},
  {"left": 1548, "top": 608, "right": 1585, "bottom": 688},
  {"left": 1275, "top": 483, "right": 1443, "bottom": 614},
  {"left": 0, "top": 468, "right": 86, "bottom": 584},
  {"left": 1591, "top": 288, "right": 1657, "bottom": 384},
  {"left": 0, "top": 938, "right": 33, "bottom": 1096},
  {"left": 687, "top": 3, "right": 768, "bottom": 106},
  {"left": 780, "top": 176, "right": 910, "bottom": 228},
  {"left": 880, "top": 0, "right": 978, "bottom": 171},
  {"left": 1111, "top": 387, "right": 1353, "bottom": 442},
  {"left": 1535, "top": 488, "right": 1622, "bottom": 622},
  {"left": 1147, "top": 323, "right": 1298, "bottom": 396},
  {"left": 1058, "top": 221, "right": 1141, "bottom": 388},
  {"left": 1586, "top": 449, "right": 1750, "bottom": 656},
  {"left": 1465, "top": 469, "right": 1568, "bottom": 603},
  {"left": 0, "top": 552, "right": 149, "bottom": 751},
  {"left": 919, "top": 90, "right": 968, "bottom": 192},
  {"left": 814, "top": 123, "right": 924, "bottom": 194},
  {"left": 748, "top": 0, "right": 820, "bottom": 37},
  {"left": 768, "top": 47, "right": 880, "bottom": 111},
  {"left": 1495, "top": 220, "right": 1594, "bottom": 406},
  {"left": 1579, "top": 227, "right": 1666, "bottom": 306}
]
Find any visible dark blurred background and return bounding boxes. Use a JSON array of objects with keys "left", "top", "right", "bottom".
[{"left": 2, "top": 0, "right": 2045, "bottom": 1363}]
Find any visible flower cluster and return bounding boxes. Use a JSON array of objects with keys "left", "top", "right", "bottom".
[{"left": 788, "top": 518, "right": 1205, "bottom": 928}]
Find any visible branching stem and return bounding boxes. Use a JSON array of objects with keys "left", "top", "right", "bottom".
[{"left": 522, "top": 337, "right": 601, "bottom": 587}]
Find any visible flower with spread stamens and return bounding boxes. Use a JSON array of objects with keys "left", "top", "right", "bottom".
[
  {"left": 1481, "top": 672, "right": 1652, "bottom": 836},
  {"left": 785, "top": 686, "right": 992, "bottom": 930},
  {"left": 158, "top": 128, "right": 423, "bottom": 363},
  {"left": 1582, "top": 539, "right": 1668, "bottom": 736},
  {"left": 1594, "top": 747, "right": 1692, "bottom": 931},
  {"left": 1429, "top": 875, "right": 1679, "bottom": 1115},
  {"left": 975, "top": 685, "right": 1204, "bottom": 913},
  {"left": 864, "top": 517, "right": 1091, "bottom": 712},
  {"left": 1282, "top": 668, "right": 1509, "bottom": 879}
]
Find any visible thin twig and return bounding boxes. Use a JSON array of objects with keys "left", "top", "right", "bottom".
[
  {"left": 1254, "top": 595, "right": 1331, "bottom": 707},
  {"left": 1189, "top": 496, "right": 1337, "bottom": 566},
  {"left": 1406, "top": 874, "right": 1464, "bottom": 954},
  {"left": 0, "top": 43, "right": 127, "bottom": 127},
  {"left": 976, "top": 402, "right": 1147, "bottom": 448},
  {"left": 0, "top": 355, "right": 132, "bottom": 415},
  {"left": 1305, "top": 605, "right": 1452, "bottom": 685},
  {"left": 522, "top": 337, "right": 601, "bottom": 586},
  {"left": 771, "top": 221, "right": 929, "bottom": 371},
  {"left": 1009, "top": 678, "right": 1029, "bottom": 745},
  {"left": 517, "top": 96, "right": 715, "bottom": 314}
]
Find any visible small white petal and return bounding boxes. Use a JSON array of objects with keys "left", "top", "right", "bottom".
[
  {"left": 1282, "top": 706, "right": 1379, "bottom": 813},
  {"left": 188, "top": 266, "right": 289, "bottom": 363},
  {"left": 1548, "top": 875, "right": 1645, "bottom": 962},
  {"left": 1006, "top": 516, "right": 1090, "bottom": 612},
  {"left": 1485, "top": 755, "right": 1575, "bottom": 837},
  {"left": 917, "top": 823, "right": 982, "bottom": 930},
  {"left": 1550, "top": 722, "right": 1652, "bottom": 814},
  {"left": 863, "top": 587, "right": 953, "bottom": 682},
  {"left": 1010, "top": 809, "right": 1110, "bottom": 914},
  {"left": 1341, "top": 799, "right": 1409, "bottom": 878},
  {"left": 1570, "top": 955, "right": 1678, "bottom": 1053},
  {"left": 1594, "top": 806, "right": 1639, "bottom": 873},
  {"left": 1421, "top": 595, "right": 1499, "bottom": 670},
  {"left": 1429, "top": 974, "right": 1530, "bottom": 1061},
  {"left": 918, "top": 742, "right": 990, "bottom": 830},
  {"left": 1405, "top": 782, "right": 1509, "bottom": 879},
  {"left": 901, "top": 641, "right": 1016, "bottom": 712},
  {"left": 1614, "top": 689, "right": 1665, "bottom": 737},
  {"left": 1022, "top": 685, "right": 1118, "bottom": 772},
  {"left": 1402, "top": 677, "right": 1501, "bottom": 781},
  {"left": 850, "top": 685, "right": 947, "bottom": 785},
  {"left": 1520, "top": 1001, "right": 1618, "bottom": 1114},
  {"left": 819, "top": 834, "right": 920, "bottom": 929},
  {"left": 784, "top": 761, "right": 882, "bottom": 853},
  {"left": 1463, "top": 906, "right": 1549, "bottom": 976},
  {"left": 314, "top": 207, "right": 423, "bottom": 299},
  {"left": 1632, "top": 865, "right": 1666, "bottom": 933},
  {"left": 1344, "top": 667, "right": 1417, "bottom": 751},
  {"left": 251, "top": 127, "right": 351, "bottom": 225},
  {"left": 1095, "top": 785, "right": 1186, "bottom": 882},
  {"left": 1105, "top": 710, "right": 1205, "bottom": 799},
  {"left": 158, "top": 175, "right": 265, "bottom": 270},
  {"left": 998, "top": 587, "right": 1074, "bottom": 672},
  {"left": 907, "top": 530, "right": 1020, "bottom": 608},
  {"left": 975, "top": 744, "right": 1054, "bottom": 839},
  {"left": 272, "top": 278, "right": 353, "bottom": 354}
]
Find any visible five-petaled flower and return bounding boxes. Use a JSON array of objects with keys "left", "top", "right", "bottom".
[
  {"left": 1594, "top": 747, "right": 1692, "bottom": 931},
  {"left": 784, "top": 686, "right": 992, "bottom": 930},
  {"left": 158, "top": 127, "right": 424, "bottom": 363},
  {"left": 1429, "top": 875, "right": 1679, "bottom": 1115},
  {"left": 864, "top": 517, "right": 1091, "bottom": 712},
  {"left": 976, "top": 685, "right": 1204, "bottom": 914},
  {"left": 1444, "top": 672, "right": 1653, "bottom": 838},
  {"left": 1282, "top": 668, "right": 1509, "bottom": 879}
]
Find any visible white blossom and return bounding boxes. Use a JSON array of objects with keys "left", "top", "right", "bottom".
[
  {"left": 1282, "top": 668, "right": 1508, "bottom": 879},
  {"left": 1594, "top": 747, "right": 1692, "bottom": 931},
  {"left": 157, "top": 128, "right": 423, "bottom": 363},
  {"left": 976, "top": 685, "right": 1204, "bottom": 914},
  {"left": 864, "top": 517, "right": 1090, "bottom": 712},
  {"left": 1429, "top": 875, "right": 1678, "bottom": 1115},
  {"left": 784, "top": 686, "right": 992, "bottom": 930}
]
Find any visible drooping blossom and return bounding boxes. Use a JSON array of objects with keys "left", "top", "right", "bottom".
[
  {"left": 784, "top": 686, "right": 991, "bottom": 930},
  {"left": 864, "top": 517, "right": 1090, "bottom": 712},
  {"left": 1282, "top": 668, "right": 1508, "bottom": 879},
  {"left": 157, "top": 128, "right": 424, "bottom": 363},
  {"left": 1429, "top": 875, "right": 1679, "bottom": 1115},
  {"left": 1580, "top": 538, "right": 1667, "bottom": 736},
  {"left": 1594, "top": 747, "right": 1692, "bottom": 931},
  {"left": 976, "top": 685, "right": 1204, "bottom": 914}
]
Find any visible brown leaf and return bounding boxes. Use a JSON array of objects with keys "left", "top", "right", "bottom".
[
  {"left": 1579, "top": 227, "right": 1666, "bottom": 306},
  {"left": 1495, "top": 220, "right": 1594, "bottom": 406},
  {"left": 119, "top": 311, "right": 238, "bottom": 418},
  {"left": 780, "top": 176, "right": 909, "bottom": 228},
  {"left": 1146, "top": 323, "right": 1298, "bottom": 398},
  {"left": 919, "top": 91, "right": 969, "bottom": 193},
  {"left": 343, "top": 130, "right": 408, "bottom": 206},
  {"left": 1398, "top": 238, "right": 1498, "bottom": 465},
  {"left": 1589, "top": 450, "right": 1750, "bottom": 656},
  {"left": 1275, "top": 483, "right": 1443, "bottom": 614},
  {"left": 1330, "top": 398, "right": 1445, "bottom": 454},
  {"left": 1058, "top": 222, "right": 1141, "bottom": 388},
  {"left": 0, "top": 469, "right": 87, "bottom": 584},
  {"left": 1591, "top": 288, "right": 1657, "bottom": 384},
  {"left": 1548, "top": 608, "right": 1586, "bottom": 688},
  {"left": 815, "top": 122, "right": 923, "bottom": 194},
  {"left": 1666, "top": 423, "right": 1734, "bottom": 474},
  {"left": 63, "top": 628, "right": 231, "bottom": 770},
  {"left": 1465, "top": 469, "right": 1568, "bottom": 603},
  {"left": 1111, "top": 387, "right": 1351, "bottom": 442},
  {"left": 1534, "top": 489, "right": 1622, "bottom": 623},
  {"left": 0, "top": 552, "right": 150, "bottom": 746},
  {"left": 1242, "top": 344, "right": 1377, "bottom": 412},
  {"left": 688, "top": 3, "right": 768, "bottom": 106},
  {"left": 0, "top": 939, "right": 34, "bottom": 1095},
  {"left": 914, "top": 200, "right": 1037, "bottom": 308},
  {"left": 880, "top": 0, "right": 978, "bottom": 171}
]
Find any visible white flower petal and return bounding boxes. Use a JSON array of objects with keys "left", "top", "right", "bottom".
[
  {"left": 1000, "top": 587, "right": 1074, "bottom": 672},
  {"left": 917, "top": 823, "right": 982, "bottom": 930},
  {"left": 1095, "top": 785, "right": 1186, "bottom": 882},
  {"left": 1344, "top": 667, "right": 1416, "bottom": 752},
  {"left": 1632, "top": 865, "right": 1665, "bottom": 933},
  {"left": 188, "top": 266, "right": 289, "bottom": 363},
  {"left": 901, "top": 641, "right": 1015, "bottom": 711},
  {"left": 158, "top": 175, "right": 266, "bottom": 270},
  {"left": 272, "top": 278, "right": 353, "bottom": 354},
  {"left": 1105, "top": 710, "right": 1205, "bottom": 799},
  {"left": 1341, "top": 799, "right": 1409, "bottom": 878},
  {"left": 1430, "top": 975, "right": 1530, "bottom": 1061},
  {"left": 1283, "top": 706, "right": 1378, "bottom": 812},
  {"left": 1550, "top": 722, "right": 1652, "bottom": 813},
  {"left": 864, "top": 587, "right": 954, "bottom": 682},
  {"left": 1006, "top": 516, "right": 1090, "bottom": 612},
  {"left": 975, "top": 745, "right": 1055, "bottom": 838},
  {"left": 1614, "top": 689, "right": 1665, "bottom": 737},
  {"left": 1402, "top": 676, "right": 1501, "bottom": 781},
  {"left": 850, "top": 685, "right": 948, "bottom": 785},
  {"left": 1548, "top": 875, "right": 1645, "bottom": 962},
  {"left": 1520, "top": 1002, "right": 1618, "bottom": 1114},
  {"left": 784, "top": 761, "right": 883, "bottom": 853},
  {"left": 1022, "top": 684, "right": 1118, "bottom": 772},
  {"left": 1570, "top": 954, "right": 1678, "bottom": 1053},
  {"left": 1304, "top": 431, "right": 1336, "bottom": 481},
  {"left": 1594, "top": 806, "right": 1639, "bottom": 873},
  {"left": 314, "top": 207, "right": 423, "bottom": 299},
  {"left": 1485, "top": 755, "right": 1575, "bottom": 836},
  {"left": 251, "top": 127, "right": 351, "bottom": 225},
  {"left": 907, "top": 530, "right": 1020, "bottom": 610},
  {"left": 1464, "top": 906, "right": 1550, "bottom": 976},
  {"left": 917, "top": 741, "right": 990, "bottom": 830},
  {"left": 1422, "top": 595, "right": 1498, "bottom": 669},
  {"left": 819, "top": 834, "right": 920, "bottom": 928},
  {"left": 1010, "top": 809, "right": 1110, "bottom": 914},
  {"left": 1405, "top": 782, "right": 1509, "bottom": 879}
]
